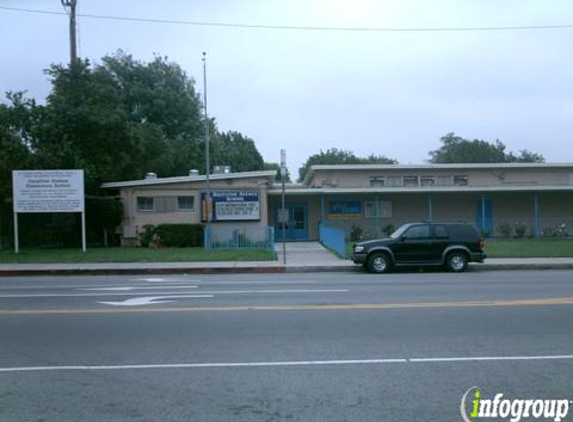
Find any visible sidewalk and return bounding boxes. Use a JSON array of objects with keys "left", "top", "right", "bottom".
[{"left": 1, "top": 243, "right": 573, "bottom": 276}]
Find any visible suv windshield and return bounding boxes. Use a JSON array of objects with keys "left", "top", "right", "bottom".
[{"left": 389, "top": 224, "right": 410, "bottom": 239}]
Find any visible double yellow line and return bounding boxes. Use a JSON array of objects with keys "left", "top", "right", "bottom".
[{"left": 1, "top": 297, "right": 573, "bottom": 315}]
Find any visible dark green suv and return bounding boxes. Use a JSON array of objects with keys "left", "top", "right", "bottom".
[{"left": 351, "top": 222, "right": 486, "bottom": 273}]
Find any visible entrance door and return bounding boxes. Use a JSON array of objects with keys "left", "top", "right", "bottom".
[
  {"left": 276, "top": 203, "right": 308, "bottom": 240},
  {"left": 476, "top": 199, "right": 493, "bottom": 235}
]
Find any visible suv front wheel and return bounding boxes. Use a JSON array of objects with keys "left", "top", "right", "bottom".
[
  {"left": 367, "top": 252, "right": 391, "bottom": 274},
  {"left": 445, "top": 251, "right": 468, "bottom": 272}
]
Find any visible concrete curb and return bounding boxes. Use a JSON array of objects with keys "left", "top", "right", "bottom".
[{"left": 1, "top": 262, "right": 573, "bottom": 276}]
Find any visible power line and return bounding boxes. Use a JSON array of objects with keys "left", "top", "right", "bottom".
[{"left": 1, "top": 5, "right": 572, "bottom": 33}]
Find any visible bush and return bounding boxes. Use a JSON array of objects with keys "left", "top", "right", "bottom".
[
  {"left": 154, "top": 224, "right": 204, "bottom": 247},
  {"left": 498, "top": 224, "right": 512, "bottom": 238},
  {"left": 382, "top": 224, "right": 395, "bottom": 237},
  {"left": 138, "top": 225, "right": 156, "bottom": 247},
  {"left": 350, "top": 225, "right": 363, "bottom": 242},
  {"left": 514, "top": 221, "right": 527, "bottom": 238}
]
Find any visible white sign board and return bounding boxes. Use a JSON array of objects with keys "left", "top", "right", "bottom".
[{"left": 12, "top": 170, "right": 85, "bottom": 213}]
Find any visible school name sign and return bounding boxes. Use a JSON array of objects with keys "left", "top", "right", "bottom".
[{"left": 12, "top": 170, "right": 85, "bottom": 213}]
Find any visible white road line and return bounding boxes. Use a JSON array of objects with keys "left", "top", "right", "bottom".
[
  {"left": 81, "top": 286, "right": 198, "bottom": 291},
  {"left": 0, "top": 289, "right": 349, "bottom": 298},
  {"left": 1, "top": 355, "right": 573, "bottom": 373},
  {"left": 99, "top": 295, "right": 214, "bottom": 306},
  {"left": 410, "top": 355, "right": 573, "bottom": 363},
  {"left": 0, "top": 283, "right": 198, "bottom": 290}
]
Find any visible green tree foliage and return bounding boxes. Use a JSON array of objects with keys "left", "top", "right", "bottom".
[
  {"left": 1, "top": 51, "right": 266, "bottom": 195},
  {"left": 0, "top": 52, "right": 266, "bottom": 246},
  {"left": 429, "top": 133, "right": 545, "bottom": 163},
  {"left": 0, "top": 93, "right": 37, "bottom": 200},
  {"left": 298, "top": 148, "right": 397, "bottom": 182},
  {"left": 263, "top": 162, "right": 291, "bottom": 183},
  {"left": 211, "top": 131, "right": 264, "bottom": 173}
]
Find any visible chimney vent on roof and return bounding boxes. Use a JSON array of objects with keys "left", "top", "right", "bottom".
[
  {"left": 145, "top": 172, "right": 157, "bottom": 180},
  {"left": 189, "top": 169, "right": 199, "bottom": 176}
]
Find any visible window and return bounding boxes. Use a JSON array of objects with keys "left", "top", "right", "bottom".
[
  {"left": 436, "top": 176, "right": 451, "bottom": 186},
  {"left": 403, "top": 176, "right": 419, "bottom": 187},
  {"left": 420, "top": 176, "right": 435, "bottom": 187},
  {"left": 178, "top": 196, "right": 195, "bottom": 211},
  {"left": 370, "top": 176, "right": 385, "bottom": 187},
  {"left": 434, "top": 225, "right": 449, "bottom": 239},
  {"left": 404, "top": 225, "right": 431, "bottom": 239},
  {"left": 364, "top": 200, "right": 392, "bottom": 218},
  {"left": 136, "top": 197, "right": 154, "bottom": 212},
  {"left": 453, "top": 175, "right": 469, "bottom": 186},
  {"left": 365, "top": 201, "right": 377, "bottom": 218},
  {"left": 154, "top": 197, "right": 177, "bottom": 213},
  {"left": 386, "top": 176, "right": 402, "bottom": 187}
]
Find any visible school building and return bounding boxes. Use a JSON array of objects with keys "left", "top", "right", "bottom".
[{"left": 101, "top": 163, "right": 573, "bottom": 245}]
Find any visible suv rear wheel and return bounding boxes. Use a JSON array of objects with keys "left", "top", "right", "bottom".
[
  {"left": 445, "top": 251, "right": 468, "bottom": 272},
  {"left": 367, "top": 252, "right": 391, "bottom": 274}
]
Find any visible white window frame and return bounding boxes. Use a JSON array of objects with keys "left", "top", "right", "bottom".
[
  {"left": 453, "top": 175, "right": 469, "bottom": 186},
  {"left": 136, "top": 196, "right": 154, "bottom": 212},
  {"left": 364, "top": 200, "right": 392, "bottom": 218},
  {"left": 369, "top": 176, "right": 385, "bottom": 187},
  {"left": 403, "top": 175, "right": 419, "bottom": 187},
  {"left": 420, "top": 176, "right": 435, "bottom": 187},
  {"left": 177, "top": 196, "right": 195, "bottom": 212}
]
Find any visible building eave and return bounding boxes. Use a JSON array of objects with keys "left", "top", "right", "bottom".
[
  {"left": 267, "top": 185, "right": 573, "bottom": 195},
  {"left": 101, "top": 171, "right": 277, "bottom": 189}
]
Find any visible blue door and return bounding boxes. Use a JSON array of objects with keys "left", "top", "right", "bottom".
[
  {"left": 276, "top": 203, "right": 308, "bottom": 241},
  {"left": 476, "top": 199, "right": 493, "bottom": 235}
]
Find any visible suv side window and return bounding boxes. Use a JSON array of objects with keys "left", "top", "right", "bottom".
[
  {"left": 434, "top": 225, "right": 449, "bottom": 239},
  {"left": 403, "top": 225, "right": 431, "bottom": 239},
  {"left": 449, "top": 224, "right": 479, "bottom": 241}
]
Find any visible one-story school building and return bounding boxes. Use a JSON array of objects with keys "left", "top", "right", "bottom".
[{"left": 101, "top": 163, "right": 573, "bottom": 246}]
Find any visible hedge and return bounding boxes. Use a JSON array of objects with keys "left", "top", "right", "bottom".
[{"left": 140, "top": 224, "right": 204, "bottom": 247}]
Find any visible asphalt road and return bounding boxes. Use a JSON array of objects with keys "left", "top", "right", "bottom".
[{"left": 1, "top": 270, "right": 573, "bottom": 422}]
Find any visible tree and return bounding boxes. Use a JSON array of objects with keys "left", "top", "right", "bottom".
[
  {"left": 2, "top": 51, "right": 268, "bottom": 195},
  {"left": 298, "top": 148, "right": 397, "bottom": 182},
  {"left": 264, "top": 162, "right": 291, "bottom": 183},
  {"left": 429, "top": 133, "right": 545, "bottom": 163},
  {"left": 0, "top": 92, "right": 37, "bottom": 200},
  {"left": 211, "top": 131, "right": 264, "bottom": 173}
]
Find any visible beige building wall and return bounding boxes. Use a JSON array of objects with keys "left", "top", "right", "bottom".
[
  {"left": 117, "top": 177, "right": 271, "bottom": 245},
  {"left": 311, "top": 167, "right": 573, "bottom": 189}
]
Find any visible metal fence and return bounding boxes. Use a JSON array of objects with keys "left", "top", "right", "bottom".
[
  {"left": 204, "top": 225, "right": 276, "bottom": 251},
  {"left": 319, "top": 223, "right": 346, "bottom": 257}
]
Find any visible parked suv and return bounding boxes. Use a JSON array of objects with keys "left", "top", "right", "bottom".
[{"left": 351, "top": 222, "right": 486, "bottom": 273}]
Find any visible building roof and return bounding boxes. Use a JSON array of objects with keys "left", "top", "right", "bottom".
[
  {"left": 101, "top": 170, "right": 277, "bottom": 189},
  {"left": 303, "top": 163, "right": 573, "bottom": 185}
]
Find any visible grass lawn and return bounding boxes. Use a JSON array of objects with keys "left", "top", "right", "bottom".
[
  {"left": 0, "top": 247, "right": 276, "bottom": 264},
  {"left": 344, "top": 238, "right": 573, "bottom": 259},
  {"left": 484, "top": 238, "right": 573, "bottom": 258}
]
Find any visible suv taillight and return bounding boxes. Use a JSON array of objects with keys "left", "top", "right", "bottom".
[{"left": 479, "top": 240, "right": 485, "bottom": 251}]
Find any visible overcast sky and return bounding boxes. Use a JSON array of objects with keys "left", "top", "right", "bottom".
[{"left": 1, "top": 0, "right": 572, "bottom": 176}]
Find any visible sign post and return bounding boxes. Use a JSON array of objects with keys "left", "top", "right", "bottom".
[
  {"left": 12, "top": 170, "right": 86, "bottom": 253},
  {"left": 280, "top": 149, "right": 287, "bottom": 264}
]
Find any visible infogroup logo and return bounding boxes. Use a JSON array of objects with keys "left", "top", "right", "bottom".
[{"left": 461, "top": 387, "right": 571, "bottom": 422}]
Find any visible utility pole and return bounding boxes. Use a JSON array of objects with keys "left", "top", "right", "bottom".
[
  {"left": 202, "top": 52, "right": 211, "bottom": 248},
  {"left": 61, "top": 0, "right": 78, "bottom": 63}
]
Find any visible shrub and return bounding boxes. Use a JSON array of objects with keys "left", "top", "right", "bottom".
[
  {"left": 497, "top": 224, "right": 512, "bottom": 238},
  {"left": 514, "top": 221, "right": 527, "bottom": 238},
  {"left": 153, "top": 224, "right": 204, "bottom": 247},
  {"left": 350, "top": 225, "right": 363, "bottom": 242},
  {"left": 138, "top": 225, "right": 156, "bottom": 247},
  {"left": 382, "top": 224, "right": 395, "bottom": 237}
]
